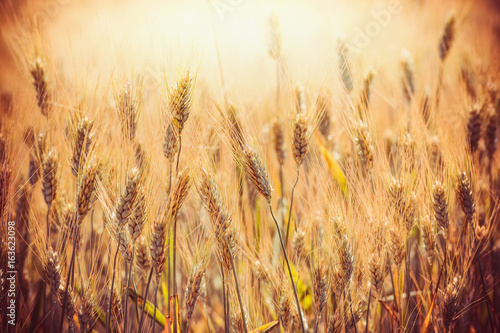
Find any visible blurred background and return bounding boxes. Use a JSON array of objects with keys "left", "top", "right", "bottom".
[{"left": 1, "top": 0, "right": 499, "bottom": 106}]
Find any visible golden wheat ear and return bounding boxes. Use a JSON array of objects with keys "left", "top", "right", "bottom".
[
  {"left": 184, "top": 259, "right": 205, "bottom": 324},
  {"left": 170, "top": 71, "right": 194, "bottom": 133},
  {"left": 71, "top": 117, "right": 94, "bottom": 177},
  {"left": 58, "top": 285, "right": 77, "bottom": 331},
  {"left": 42, "top": 148, "right": 58, "bottom": 207},
  {"left": 135, "top": 235, "right": 152, "bottom": 275},
  {"left": 292, "top": 113, "right": 310, "bottom": 166},
  {"left": 273, "top": 120, "right": 287, "bottom": 166},
  {"left": 455, "top": 171, "right": 475, "bottom": 224},
  {"left": 277, "top": 285, "right": 292, "bottom": 331},
  {"left": 44, "top": 246, "right": 62, "bottom": 304},
  {"left": 76, "top": 157, "right": 99, "bottom": 220},
  {"left": 78, "top": 291, "right": 97, "bottom": 333},
  {"left": 116, "top": 82, "right": 140, "bottom": 142},
  {"left": 353, "top": 121, "right": 374, "bottom": 176},
  {"left": 150, "top": 213, "right": 168, "bottom": 278},
  {"left": 115, "top": 167, "right": 141, "bottom": 229},
  {"left": 400, "top": 49, "right": 415, "bottom": 103},
  {"left": 358, "top": 67, "right": 376, "bottom": 117},
  {"left": 421, "top": 216, "right": 436, "bottom": 265},
  {"left": 432, "top": 181, "right": 449, "bottom": 233},
  {"left": 163, "top": 120, "right": 179, "bottom": 162},
  {"left": 484, "top": 103, "right": 498, "bottom": 161},
  {"left": 440, "top": 275, "right": 463, "bottom": 331},
  {"left": 367, "top": 252, "right": 384, "bottom": 298},
  {"left": 267, "top": 10, "right": 281, "bottom": 60},
  {"left": 241, "top": 145, "right": 272, "bottom": 202},
  {"left": 467, "top": 104, "right": 481, "bottom": 154},
  {"left": 313, "top": 260, "right": 327, "bottom": 318},
  {"left": 128, "top": 186, "right": 147, "bottom": 243},
  {"left": 338, "top": 37, "right": 354, "bottom": 92},
  {"left": 438, "top": 12, "right": 456, "bottom": 62},
  {"left": 30, "top": 57, "right": 51, "bottom": 117}
]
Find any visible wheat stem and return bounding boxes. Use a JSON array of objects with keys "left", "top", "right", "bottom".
[
  {"left": 469, "top": 225, "right": 496, "bottom": 331},
  {"left": 124, "top": 247, "right": 135, "bottom": 333},
  {"left": 365, "top": 290, "right": 371, "bottom": 333},
  {"left": 221, "top": 262, "right": 229, "bottom": 333},
  {"left": 279, "top": 165, "right": 284, "bottom": 201},
  {"left": 175, "top": 135, "right": 182, "bottom": 176},
  {"left": 348, "top": 292, "right": 358, "bottom": 333},
  {"left": 285, "top": 167, "right": 300, "bottom": 247},
  {"left": 223, "top": 233, "right": 249, "bottom": 333},
  {"left": 138, "top": 268, "right": 154, "bottom": 331},
  {"left": 105, "top": 245, "right": 119, "bottom": 333},
  {"left": 168, "top": 163, "right": 173, "bottom": 196},
  {"left": 173, "top": 218, "right": 178, "bottom": 297},
  {"left": 59, "top": 214, "right": 79, "bottom": 332},
  {"left": 387, "top": 253, "right": 399, "bottom": 313},
  {"left": 152, "top": 280, "right": 159, "bottom": 333},
  {"left": 90, "top": 209, "right": 94, "bottom": 270},
  {"left": 46, "top": 203, "right": 51, "bottom": 242},
  {"left": 269, "top": 203, "right": 305, "bottom": 333},
  {"left": 167, "top": 225, "right": 171, "bottom": 314}
]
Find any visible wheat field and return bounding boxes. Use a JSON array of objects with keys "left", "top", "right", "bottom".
[{"left": 0, "top": 0, "right": 499, "bottom": 332}]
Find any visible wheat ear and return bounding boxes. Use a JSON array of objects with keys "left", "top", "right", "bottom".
[{"left": 30, "top": 58, "right": 51, "bottom": 117}]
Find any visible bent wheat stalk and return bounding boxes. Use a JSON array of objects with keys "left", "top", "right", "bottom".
[{"left": 242, "top": 145, "right": 306, "bottom": 333}]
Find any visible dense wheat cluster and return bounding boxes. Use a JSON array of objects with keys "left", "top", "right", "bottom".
[{"left": 0, "top": 0, "right": 499, "bottom": 332}]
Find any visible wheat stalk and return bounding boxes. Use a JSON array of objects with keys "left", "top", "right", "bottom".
[{"left": 242, "top": 145, "right": 306, "bottom": 333}]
